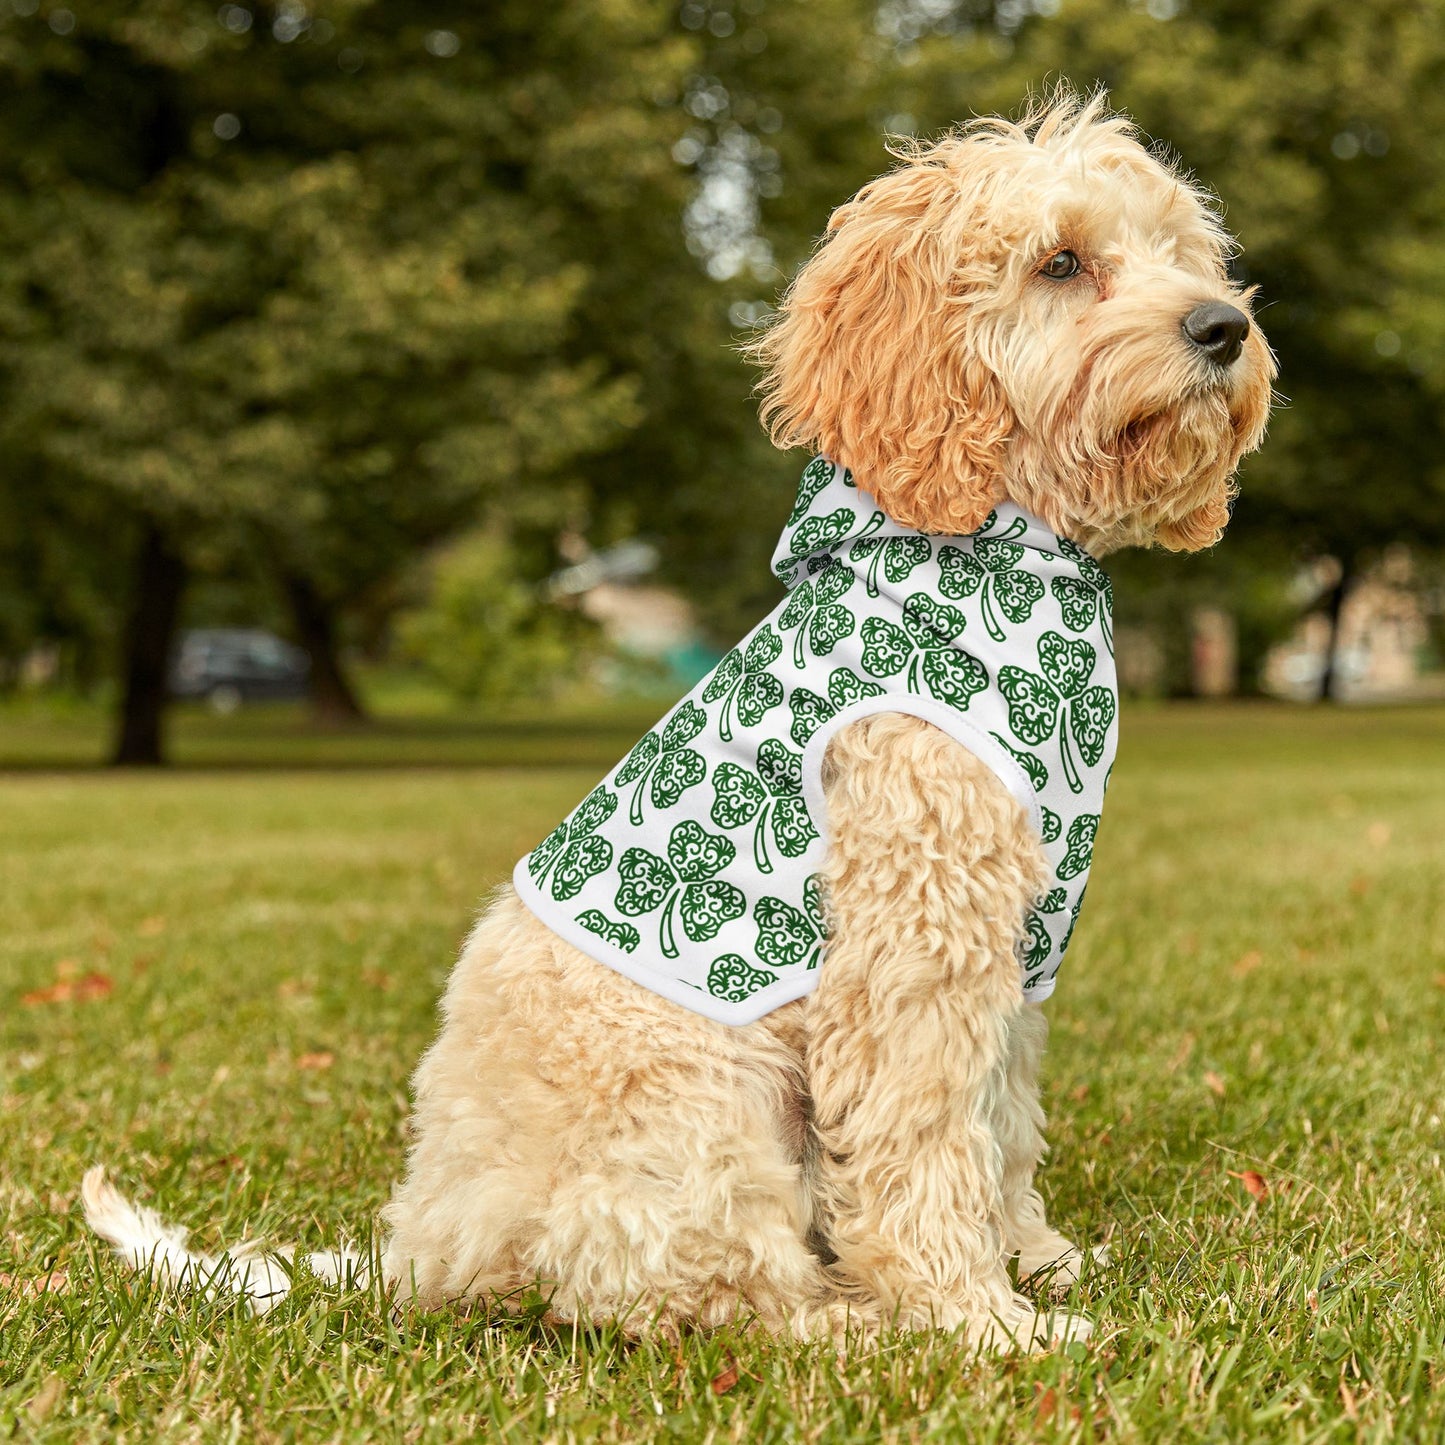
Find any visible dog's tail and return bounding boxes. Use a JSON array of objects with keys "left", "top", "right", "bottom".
[{"left": 81, "top": 1165, "right": 368, "bottom": 1315}]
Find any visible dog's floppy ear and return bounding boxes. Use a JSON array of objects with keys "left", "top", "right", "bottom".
[{"left": 749, "top": 148, "right": 1012, "bottom": 534}]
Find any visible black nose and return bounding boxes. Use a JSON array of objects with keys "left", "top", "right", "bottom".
[{"left": 1182, "top": 301, "right": 1250, "bottom": 366}]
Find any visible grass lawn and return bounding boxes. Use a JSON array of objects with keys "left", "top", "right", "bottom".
[{"left": 2, "top": 701, "right": 1444, "bottom": 1441}]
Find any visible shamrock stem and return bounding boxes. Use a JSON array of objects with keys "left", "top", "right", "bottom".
[
  {"left": 754, "top": 804, "right": 774, "bottom": 875},
  {"left": 858, "top": 510, "right": 886, "bottom": 541},
  {"left": 719, "top": 688, "right": 734, "bottom": 743},
  {"left": 866, "top": 547, "right": 882, "bottom": 598},
  {"left": 806, "top": 942, "right": 822, "bottom": 970},
  {"left": 1101, "top": 607, "right": 1114, "bottom": 657},
  {"left": 659, "top": 889, "right": 680, "bottom": 958},
  {"left": 995, "top": 514, "right": 1027, "bottom": 541},
  {"left": 907, "top": 653, "right": 919, "bottom": 692},
  {"left": 1060, "top": 713, "right": 1083, "bottom": 794},
  {"left": 794, "top": 621, "right": 807, "bottom": 669},
  {"left": 629, "top": 760, "right": 654, "bottom": 826},
  {"left": 982, "top": 582, "right": 1006, "bottom": 642}
]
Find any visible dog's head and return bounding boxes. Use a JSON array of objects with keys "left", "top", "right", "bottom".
[{"left": 751, "top": 90, "right": 1275, "bottom": 554}]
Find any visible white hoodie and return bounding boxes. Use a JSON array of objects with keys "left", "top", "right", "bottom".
[{"left": 513, "top": 458, "right": 1118, "bottom": 1025}]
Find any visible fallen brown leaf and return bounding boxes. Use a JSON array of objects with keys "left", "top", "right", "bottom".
[
  {"left": 0, "top": 1268, "right": 70, "bottom": 1299},
  {"left": 1228, "top": 1169, "right": 1268, "bottom": 1201},
  {"left": 21, "top": 972, "right": 113, "bottom": 1007},
  {"left": 1070, "top": 1083, "right": 1090, "bottom": 1103},
  {"left": 1035, "top": 1386, "right": 1058, "bottom": 1425},
  {"left": 1204, "top": 1070, "right": 1227, "bottom": 1098},
  {"left": 711, "top": 1357, "right": 740, "bottom": 1396},
  {"left": 295, "top": 1051, "right": 334, "bottom": 1071}
]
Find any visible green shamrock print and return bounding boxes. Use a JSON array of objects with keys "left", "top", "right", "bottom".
[
  {"left": 1051, "top": 575, "right": 1114, "bottom": 655},
  {"left": 789, "top": 506, "right": 877, "bottom": 560},
  {"left": 788, "top": 458, "right": 837, "bottom": 526},
  {"left": 937, "top": 538, "right": 1045, "bottom": 643},
  {"left": 710, "top": 739, "right": 818, "bottom": 873},
  {"left": 849, "top": 534, "right": 933, "bottom": 599},
  {"left": 1038, "top": 887, "right": 1068, "bottom": 913},
  {"left": 754, "top": 873, "right": 828, "bottom": 970},
  {"left": 860, "top": 592, "right": 988, "bottom": 708},
  {"left": 614, "top": 820, "right": 746, "bottom": 959},
  {"left": 613, "top": 700, "right": 708, "bottom": 826},
  {"left": 706, "top": 954, "right": 779, "bottom": 1003},
  {"left": 1021, "top": 913, "right": 1052, "bottom": 973},
  {"left": 998, "top": 632, "right": 1116, "bottom": 794},
  {"left": 789, "top": 667, "right": 885, "bottom": 747},
  {"left": 577, "top": 909, "right": 640, "bottom": 954},
  {"left": 1056, "top": 814, "right": 1099, "bottom": 881},
  {"left": 1040, "top": 805, "right": 1062, "bottom": 845},
  {"left": 990, "top": 730, "right": 1048, "bottom": 793},
  {"left": 779, "top": 561, "right": 857, "bottom": 667},
  {"left": 527, "top": 785, "right": 617, "bottom": 902},
  {"left": 702, "top": 626, "right": 785, "bottom": 742}
]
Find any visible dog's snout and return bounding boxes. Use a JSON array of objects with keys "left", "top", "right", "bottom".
[{"left": 1182, "top": 301, "right": 1250, "bottom": 367}]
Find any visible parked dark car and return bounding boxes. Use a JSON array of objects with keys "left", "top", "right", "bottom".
[{"left": 169, "top": 629, "right": 310, "bottom": 712}]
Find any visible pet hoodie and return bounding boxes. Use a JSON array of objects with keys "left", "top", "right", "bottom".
[{"left": 514, "top": 457, "right": 1119, "bottom": 1026}]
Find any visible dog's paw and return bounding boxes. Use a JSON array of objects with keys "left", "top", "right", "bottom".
[
  {"left": 1018, "top": 1240, "right": 1110, "bottom": 1294},
  {"left": 972, "top": 1295, "right": 1093, "bottom": 1353}
]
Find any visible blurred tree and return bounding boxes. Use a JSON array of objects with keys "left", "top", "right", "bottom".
[{"left": 0, "top": 0, "right": 693, "bottom": 758}]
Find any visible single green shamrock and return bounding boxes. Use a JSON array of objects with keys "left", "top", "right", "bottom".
[
  {"left": 1040, "top": 806, "right": 1062, "bottom": 845},
  {"left": 1038, "top": 887, "right": 1068, "bottom": 913},
  {"left": 710, "top": 739, "right": 818, "bottom": 874},
  {"left": 848, "top": 534, "right": 933, "bottom": 599},
  {"left": 526, "top": 785, "right": 617, "bottom": 902},
  {"left": 788, "top": 506, "right": 872, "bottom": 560},
  {"left": 789, "top": 667, "right": 885, "bottom": 747},
  {"left": 778, "top": 560, "right": 857, "bottom": 667},
  {"left": 577, "top": 909, "right": 640, "bottom": 954},
  {"left": 1056, "top": 814, "right": 1099, "bottom": 881},
  {"left": 936, "top": 537, "right": 1045, "bottom": 643},
  {"left": 615, "top": 820, "right": 746, "bottom": 959},
  {"left": 787, "top": 458, "right": 837, "bottom": 526},
  {"left": 613, "top": 700, "right": 708, "bottom": 826},
  {"left": 1021, "top": 912, "right": 1052, "bottom": 975},
  {"left": 706, "top": 954, "right": 779, "bottom": 1003},
  {"left": 754, "top": 874, "right": 828, "bottom": 970},
  {"left": 998, "top": 631, "right": 1116, "bottom": 793},
  {"left": 990, "top": 730, "right": 1048, "bottom": 793},
  {"left": 859, "top": 592, "right": 988, "bottom": 708},
  {"left": 1051, "top": 574, "right": 1115, "bottom": 655},
  {"left": 702, "top": 626, "right": 785, "bottom": 742}
]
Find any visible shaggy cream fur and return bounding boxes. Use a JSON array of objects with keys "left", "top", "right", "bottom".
[{"left": 85, "top": 90, "right": 1274, "bottom": 1352}]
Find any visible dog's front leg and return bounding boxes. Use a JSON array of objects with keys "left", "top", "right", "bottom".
[{"left": 806, "top": 713, "right": 1088, "bottom": 1349}]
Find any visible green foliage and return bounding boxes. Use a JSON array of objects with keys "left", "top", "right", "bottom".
[{"left": 394, "top": 532, "right": 590, "bottom": 705}]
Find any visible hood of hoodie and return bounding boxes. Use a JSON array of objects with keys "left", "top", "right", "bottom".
[{"left": 770, "top": 457, "right": 1070, "bottom": 588}]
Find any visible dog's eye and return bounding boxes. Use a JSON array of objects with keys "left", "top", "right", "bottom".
[{"left": 1040, "top": 250, "right": 1081, "bottom": 280}]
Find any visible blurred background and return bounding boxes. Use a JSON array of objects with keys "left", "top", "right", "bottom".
[{"left": 2, "top": 0, "right": 1444, "bottom": 767}]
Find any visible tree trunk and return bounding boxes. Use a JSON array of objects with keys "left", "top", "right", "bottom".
[
  {"left": 112, "top": 524, "right": 187, "bottom": 766},
  {"left": 281, "top": 571, "right": 366, "bottom": 725},
  {"left": 1317, "top": 556, "right": 1354, "bottom": 703}
]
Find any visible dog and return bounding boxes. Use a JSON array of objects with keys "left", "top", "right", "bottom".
[{"left": 85, "top": 90, "right": 1273, "bottom": 1351}]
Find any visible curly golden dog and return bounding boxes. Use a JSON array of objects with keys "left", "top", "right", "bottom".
[{"left": 85, "top": 91, "right": 1273, "bottom": 1351}]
